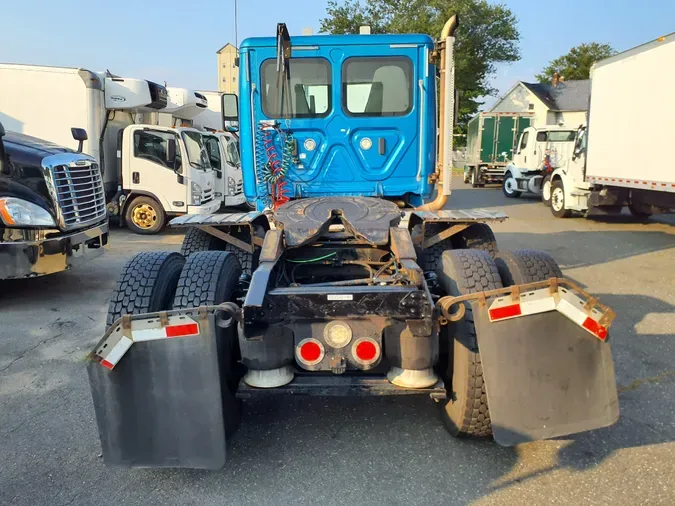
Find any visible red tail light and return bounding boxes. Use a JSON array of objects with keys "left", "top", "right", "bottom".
[
  {"left": 351, "top": 337, "right": 380, "bottom": 367},
  {"left": 296, "top": 339, "right": 325, "bottom": 366}
]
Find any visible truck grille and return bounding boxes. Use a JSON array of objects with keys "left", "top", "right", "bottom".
[
  {"left": 50, "top": 162, "right": 107, "bottom": 230},
  {"left": 236, "top": 182, "right": 243, "bottom": 195},
  {"left": 202, "top": 188, "right": 213, "bottom": 204}
]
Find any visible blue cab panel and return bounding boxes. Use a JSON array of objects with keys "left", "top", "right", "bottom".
[{"left": 238, "top": 34, "right": 437, "bottom": 209}]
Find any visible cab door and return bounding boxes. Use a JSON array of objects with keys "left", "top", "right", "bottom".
[
  {"left": 511, "top": 128, "right": 537, "bottom": 169},
  {"left": 251, "top": 43, "right": 428, "bottom": 201},
  {"left": 203, "top": 134, "right": 224, "bottom": 200},
  {"left": 125, "top": 127, "right": 186, "bottom": 212}
]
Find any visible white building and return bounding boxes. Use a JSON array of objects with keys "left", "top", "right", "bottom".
[{"left": 490, "top": 77, "right": 590, "bottom": 128}]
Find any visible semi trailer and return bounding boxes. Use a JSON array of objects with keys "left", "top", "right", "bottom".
[
  {"left": 0, "top": 122, "right": 108, "bottom": 279},
  {"left": 0, "top": 65, "right": 219, "bottom": 233},
  {"left": 87, "top": 18, "right": 619, "bottom": 470},
  {"left": 464, "top": 112, "right": 533, "bottom": 187},
  {"left": 503, "top": 32, "right": 675, "bottom": 218}
]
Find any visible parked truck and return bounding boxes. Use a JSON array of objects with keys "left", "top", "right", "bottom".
[
  {"left": 0, "top": 122, "right": 108, "bottom": 279},
  {"left": 0, "top": 65, "right": 220, "bottom": 233},
  {"left": 464, "top": 112, "right": 533, "bottom": 187},
  {"left": 87, "top": 19, "right": 619, "bottom": 470},
  {"left": 504, "top": 33, "right": 675, "bottom": 218},
  {"left": 501, "top": 125, "right": 577, "bottom": 203}
]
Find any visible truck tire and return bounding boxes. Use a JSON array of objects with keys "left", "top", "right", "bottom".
[
  {"left": 502, "top": 172, "right": 521, "bottom": 198},
  {"left": 173, "top": 251, "right": 243, "bottom": 436},
  {"left": 417, "top": 223, "right": 497, "bottom": 273},
  {"left": 550, "top": 179, "right": 571, "bottom": 218},
  {"left": 471, "top": 168, "right": 484, "bottom": 188},
  {"left": 436, "top": 249, "right": 502, "bottom": 438},
  {"left": 180, "top": 227, "right": 258, "bottom": 275},
  {"left": 541, "top": 175, "right": 552, "bottom": 206},
  {"left": 628, "top": 201, "right": 652, "bottom": 220},
  {"left": 125, "top": 196, "right": 166, "bottom": 234},
  {"left": 106, "top": 251, "right": 185, "bottom": 329},
  {"left": 495, "top": 249, "right": 562, "bottom": 286},
  {"left": 453, "top": 223, "right": 498, "bottom": 258}
]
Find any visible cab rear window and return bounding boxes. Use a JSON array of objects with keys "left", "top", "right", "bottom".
[
  {"left": 342, "top": 57, "right": 413, "bottom": 117},
  {"left": 261, "top": 58, "right": 331, "bottom": 118}
]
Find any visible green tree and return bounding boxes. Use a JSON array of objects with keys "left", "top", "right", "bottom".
[
  {"left": 536, "top": 42, "right": 616, "bottom": 83},
  {"left": 320, "top": 0, "right": 521, "bottom": 144}
]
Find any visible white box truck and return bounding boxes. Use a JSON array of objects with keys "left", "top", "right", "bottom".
[
  {"left": 545, "top": 33, "right": 675, "bottom": 218},
  {"left": 0, "top": 64, "right": 220, "bottom": 233}
]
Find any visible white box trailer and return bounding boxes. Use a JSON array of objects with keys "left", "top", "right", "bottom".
[
  {"left": 548, "top": 33, "right": 675, "bottom": 218},
  {"left": 586, "top": 33, "right": 675, "bottom": 192}
]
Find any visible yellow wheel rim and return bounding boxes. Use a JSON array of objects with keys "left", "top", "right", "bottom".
[{"left": 131, "top": 204, "right": 158, "bottom": 229}]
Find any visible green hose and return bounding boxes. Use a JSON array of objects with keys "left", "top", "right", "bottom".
[{"left": 286, "top": 252, "right": 337, "bottom": 264}]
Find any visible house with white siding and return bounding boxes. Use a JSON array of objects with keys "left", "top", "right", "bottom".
[{"left": 490, "top": 76, "right": 590, "bottom": 128}]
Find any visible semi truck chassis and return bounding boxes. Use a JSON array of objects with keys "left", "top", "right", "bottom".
[{"left": 88, "top": 197, "right": 619, "bottom": 469}]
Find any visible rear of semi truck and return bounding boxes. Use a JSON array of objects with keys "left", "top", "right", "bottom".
[
  {"left": 87, "top": 18, "right": 620, "bottom": 470},
  {"left": 464, "top": 112, "right": 533, "bottom": 187}
]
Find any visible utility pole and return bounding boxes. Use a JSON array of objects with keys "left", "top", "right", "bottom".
[{"left": 234, "top": 0, "right": 239, "bottom": 48}]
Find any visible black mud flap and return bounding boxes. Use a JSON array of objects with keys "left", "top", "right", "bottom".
[
  {"left": 87, "top": 316, "right": 233, "bottom": 469},
  {"left": 473, "top": 307, "right": 619, "bottom": 446}
]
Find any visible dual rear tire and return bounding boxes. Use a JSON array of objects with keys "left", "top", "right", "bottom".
[
  {"left": 436, "top": 248, "right": 563, "bottom": 439},
  {"left": 106, "top": 249, "right": 244, "bottom": 436}
]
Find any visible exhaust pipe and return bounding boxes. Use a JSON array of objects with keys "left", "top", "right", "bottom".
[{"left": 417, "top": 15, "right": 459, "bottom": 212}]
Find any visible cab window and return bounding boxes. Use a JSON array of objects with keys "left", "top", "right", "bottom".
[
  {"left": 261, "top": 58, "right": 331, "bottom": 118},
  {"left": 519, "top": 131, "right": 529, "bottom": 151},
  {"left": 133, "top": 130, "right": 181, "bottom": 170},
  {"left": 204, "top": 136, "right": 222, "bottom": 174},
  {"left": 225, "top": 138, "right": 240, "bottom": 166},
  {"left": 343, "top": 56, "right": 413, "bottom": 117}
]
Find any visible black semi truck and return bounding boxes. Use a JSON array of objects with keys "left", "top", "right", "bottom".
[{"left": 0, "top": 122, "right": 108, "bottom": 279}]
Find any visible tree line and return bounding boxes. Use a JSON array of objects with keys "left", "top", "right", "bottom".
[{"left": 320, "top": 0, "right": 616, "bottom": 144}]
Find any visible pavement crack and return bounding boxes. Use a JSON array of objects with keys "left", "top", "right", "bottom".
[
  {"left": 618, "top": 370, "right": 675, "bottom": 393},
  {"left": 0, "top": 332, "right": 63, "bottom": 373}
]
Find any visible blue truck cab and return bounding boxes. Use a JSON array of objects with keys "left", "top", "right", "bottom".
[{"left": 238, "top": 33, "right": 437, "bottom": 209}]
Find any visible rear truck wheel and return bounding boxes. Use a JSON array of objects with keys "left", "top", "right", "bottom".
[
  {"left": 180, "top": 227, "right": 258, "bottom": 275},
  {"left": 628, "top": 200, "right": 652, "bottom": 220},
  {"left": 125, "top": 196, "right": 166, "bottom": 234},
  {"left": 550, "top": 179, "right": 571, "bottom": 218},
  {"left": 502, "top": 173, "right": 521, "bottom": 198},
  {"left": 106, "top": 251, "right": 185, "bottom": 329},
  {"left": 463, "top": 170, "right": 470, "bottom": 184},
  {"left": 471, "top": 168, "right": 481, "bottom": 188},
  {"left": 417, "top": 222, "right": 498, "bottom": 274},
  {"left": 173, "top": 251, "right": 243, "bottom": 436},
  {"left": 495, "top": 249, "right": 562, "bottom": 286},
  {"left": 436, "top": 249, "right": 503, "bottom": 438},
  {"left": 453, "top": 223, "right": 498, "bottom": 258},
  {"left": 541, "top": 175, "right": 552, "bottom": 206}
]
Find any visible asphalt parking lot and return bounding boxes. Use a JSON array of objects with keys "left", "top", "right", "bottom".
[{"left": 2, "top": 176, "right": 674, "bottom": 505}]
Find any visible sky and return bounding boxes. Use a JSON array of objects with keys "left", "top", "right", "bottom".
[{"left": 0, "top": 0, "right": 673, "bottom": 109}]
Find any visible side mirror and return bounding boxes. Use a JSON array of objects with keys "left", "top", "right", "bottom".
[
  {"left": 166, "top": 138, "right": 177, "bottom": 168},
  {"left": 222, "top": 94, "right": 239, "bottom": 132},
  {"left": 71, "top": 127, "right": 88, "bottom": 153}
]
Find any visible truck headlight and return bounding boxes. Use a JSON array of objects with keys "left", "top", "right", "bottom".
[
  {"left": 228, "top": 177, "right": 236, "bottom": 195},
  {"left": 190, "top": 181, "right": 202, "bottom": 206},
  {"left": 0, "top": 197, "right": 56, "bottom": 227}
]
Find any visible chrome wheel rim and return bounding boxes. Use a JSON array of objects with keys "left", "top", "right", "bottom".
[{"left": 504, "top": 177, "right": 517, "bottom": 194}]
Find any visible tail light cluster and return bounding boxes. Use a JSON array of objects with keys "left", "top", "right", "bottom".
[{"left": 295, "top": 321, "right": 382, "bottom": 371}]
